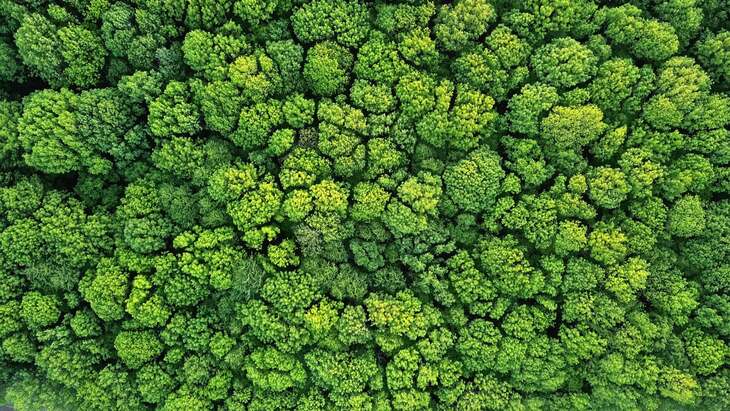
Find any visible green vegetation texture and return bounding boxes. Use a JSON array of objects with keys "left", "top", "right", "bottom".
[{"left": 0, "top": 0, "right": 729, "bottom": 410}]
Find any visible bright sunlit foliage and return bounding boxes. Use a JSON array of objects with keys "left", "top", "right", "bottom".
[{"left": 0, "top": 0, "right": 729, "bottom": 409}]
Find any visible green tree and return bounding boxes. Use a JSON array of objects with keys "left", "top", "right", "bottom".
[
  {"left": 303, "top": 41, "right": 353, "bottom": 97},
  {"left": 602, "top": 4, "right": 679, "bottom": 61},
  {"left": 20, "top": 292, "right": 60, "bottom": 330},
  {"left": 532, "top": 37, "right": 598, "bottom": 89},
  {"left": 443, "top": 148, "right": 504, "bottom": 213},
  {"left": 114, "top": 331, "right": 164, "bottom": 369}
]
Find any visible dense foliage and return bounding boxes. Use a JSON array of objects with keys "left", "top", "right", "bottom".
[{"left": 0, "top": 0, "right": 729, "bottom": 409}]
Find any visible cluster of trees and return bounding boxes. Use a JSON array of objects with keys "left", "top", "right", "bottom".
[{"left": 1, "top": 0, "right": 729, "bottom": 409}]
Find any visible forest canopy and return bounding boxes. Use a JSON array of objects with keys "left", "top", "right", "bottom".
[{"left": 0, "top": 0, "right": 729, "bottom": 410}]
